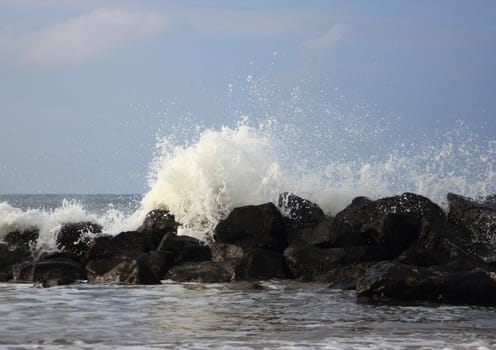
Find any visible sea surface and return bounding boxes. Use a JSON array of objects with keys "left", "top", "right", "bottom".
[
  {"left": 1, "top": 194, "right": 496, "bottom": 349},
  {"left": 1, "top": 280, "right": 496, "bottom": 350}
]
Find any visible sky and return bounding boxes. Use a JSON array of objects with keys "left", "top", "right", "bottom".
[{"left": 0, "top": 0, "right": 495, "bottom": 194}]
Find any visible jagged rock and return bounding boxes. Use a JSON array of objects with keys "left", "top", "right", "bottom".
[
  {"left": 278, "top": 193, "right": 331, "bottom": 245},
  {"left": 85, "top": 230, "right": 171, "bottom": 284},
  {"left": 32, "top": 253, "right": 87, "bottom": 287},
  {"left": 329, "top": 193, "right": 446, "bottom": 261},
  {"left": 157, "top": 232, "right": 211, "bottom": 264},
  {"left": 86, "top": 252, "right": 168, "bottom": 284},
  {"left": 4, "top": 228, "right": 39, "bottom": 259},
  {"left": 357, "top": 261, "right": 496, "bottom": 306},
  {"left": 234, "top": 248, "right": 288, "bottom": 281},
  {"left": 165, "top": 260, "right": 236, "bottom": 283},
  {"left": 138, "top": 209, "right": 179, "bottom": 233},
  {"left": 0, "top": 243, "right": 25, "bottom": 281},
  {"left": 56, "top": 222, "right": 102, "bottom": 258},
  {"left": 326, "top": 263, "right": 375, "bottom": 289},
  {"left": 210, "top": 242, "right": 245, "bottom": 262},
  {"left": 446, "top": 193, "right": 496, "bottom": 263},
  {"left": 11, "top": 261, "right": 34, "bottom": 282},
  {"left": 356, "top": 261, "right": 445, "bottom": 303},
  {"left": 214, "top": 202, "right": 287, "bottom": 252},
  {"left": 443, "top": 269, "right": 496, "bottom": 305},
  {"left": 284, "top": 244, "right": 346, "bottom": 280}
]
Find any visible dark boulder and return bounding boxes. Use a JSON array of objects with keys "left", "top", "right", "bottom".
[
  {"left": 138, "top": 209, "right": 180, "bottom": 249},
  {"left": 157, "top": 232, "right": 211, "bottom": 264},
  {"left": 443, "top": 269, "right": 496, "bottom": 305},
  {"left": 32, "top": 253, "right": 87, "bottom": 287},
  {"left": 234, "top": 248, "right": 288, "bottom": 281},
  {"left": 214, "top": 202, "right": 287, "bottom": 252},
  {"left": 357, "top": 261, "right": 496, "bottom": 306},
  {"left": 329, "top": 193, "right": 446, "bottom": 261},
  {"left": 356, "top": 261, "right": 445, "bottom": 303},
  {"left": 85, "top": 252, "right": 168, "bottom": 284},
  {"left": 278, "top": 193, "right": 330, "bottom": 245},
  {"left": 284, "top": 244, "right": 346, "bottom": 280},
  {"left": 447, "top": 193, "right": 496, "bottom": 263},
  {"left": 4, "top": 228, "right": 39, "bottom": 259},
  {"left": 85, "top": 230, "right": 171, "bottom": 284},
  {"left": 165, "top": 260, "right": 236, "bottom": 283},
  {"left": 210, "top": 242, "right": 245, "bottom": 262},
  {"left": 0, "top": 243, "right": 25, "bottom": 281},
  {"left": 11, "top": 261, "right": 34, "bottom": 282},
  {"left": 56, "top": 222, "right": 102, "bottom": 258}
]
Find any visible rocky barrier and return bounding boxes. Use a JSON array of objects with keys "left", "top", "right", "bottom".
[{"left": 1, "top": 192, "right": 496, "bottom": 306}]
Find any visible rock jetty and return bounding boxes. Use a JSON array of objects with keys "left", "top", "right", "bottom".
[{"left": 1, "top": 192, "right": 496, "bottom": 306}]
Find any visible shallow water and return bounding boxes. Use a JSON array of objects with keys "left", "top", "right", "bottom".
[{"left": 1, "top": 280, "right": 495, "bottom": 350}]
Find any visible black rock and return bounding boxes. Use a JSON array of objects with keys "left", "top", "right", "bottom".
[
  {"left": 210, "top": 242, "right": 245, "bottom": 262},
  {"left": 447, "top": 193, "right": 496, "bottom": 263},
  {"left": 157, "top": 232, "right": 211, "bottom": 264},
  {"left": 234, "top": 248, "right": 288, "bottom": 281},
  {"left": 33, "top": 253, "right": 87, "bottom": 287},
  {"left": 0, "top": 243, "right": 24, "bottom": 281},
  {"left": 57, "top": 222, "right": 102, "bottom": 258},
  {"left": 165, "top": 260, "right": 236, "bottom": 283},
  {"left": 356, "top": 261, "right": 445, "bottom": 303},
  {"left": 214, "top": 202, "right": 287, "bottom": 252},
  {"left": 4, "top": 228, "right": 39, "bottom": 259}
]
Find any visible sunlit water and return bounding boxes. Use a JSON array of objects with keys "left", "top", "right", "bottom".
[{"left": 1, "top": 281, "right": 495, "bottom": 350}]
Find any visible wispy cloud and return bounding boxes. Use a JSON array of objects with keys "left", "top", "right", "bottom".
[
  {"left": 19, "top": 9, "right": 167, "bottom": 67},
  {"left": 302, "top": 24, "right": 346, "bottom": 50}
]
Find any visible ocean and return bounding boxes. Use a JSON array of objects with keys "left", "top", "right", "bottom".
[{"left": 1, "top": 120, "right": 496, "bottom": 349}]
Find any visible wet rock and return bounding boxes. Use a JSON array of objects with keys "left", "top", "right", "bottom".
[
  {"left": 11, "top": 261, "right": 35, "bottom": 282},
  {"left": 278, "top": 193, "right": 331, "bottom": 245},
  {"left": 0, "top": 243, "right": 25, "bottom": 281},
  {"left": 329, "top": 193, "right": 446, "bottom": 261},
  {"left": 356, "top": 261, "right": 445, "bottom": 303},
  {"left": 443, "top": 269, "right": 496, "bottom": 305},
  {"left": 210, "top": 242, "right": 245, "bottom": 262},
  {"left": 56, "top": 222, "right": 102, "bottom": 258},
  {"left": 157, "top": 232, "right": 211, "bottom": 264},
  {"left": 234, "top": 248, "right": 288, "bottom": 281},
  {"left": 4, "top": 228, "right": 39, "bottom": 259},
  {"left": 357, "top": 261, "right": 496, "bottom": 306},
  {"left": 85, "top": 230, "right": 172, "bottom": 284},
  {"left": 214, "top": 202, "right": 287, "bottom": 252},
  {"left": 138, "top": 209, "right": 180, "bottom": 249},
  {"left": 326, "top": 263, "right": 375, "bottom": 289},
  {"left": 446, "top": 193, "right": 496, "bottom": 263},
  {"left": 33, "top": 253, "right": 86, "bottom": 287},
  {"left": 165, "top": 260, "right": 236, "bottom": 283},
  {"left": 284, "top": 244, "right": 346, "bottom": 280},
  {"left": 86, "top": 252, "right": 168, "bottom": 284}
]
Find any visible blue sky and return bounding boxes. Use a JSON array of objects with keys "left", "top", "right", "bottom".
[{"left": 0, "top": 0, "right": 495, "bottom": 194}]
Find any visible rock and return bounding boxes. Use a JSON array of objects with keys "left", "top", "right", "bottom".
[
  {"left": 284, "top": 244, "right": 346, "bottom": 280},
  {"left": 157, "top": 232, "right": 211, "bottom": 264},
  {"left": 357, "top": 261, "right": 496, "bottom": 306},
  {"left": 443, "top": 269, "right": 496, "bottom": 306},
  {"left": 11, "top": 261, "right": 34, "bottom": 282},
  {"left": 0, "top": 243, "right": 24, "bottom": 281},
  {"left": 165, "top": 260, "right": 236, "bottom": 283},
  {"left": 86, "top": 252, "right": 168, "bottom": 284},
  {"left": 329, "top": 193, "right": 446, "bottom": 261},
  {"left": 210, "top": 242, "right": 245, "bottom": 262},
  {"left": 214, "top": 202, "right": 287, "bottom": 252},
  {"left": 326, "top": 263, "right": 375, "bottom": 289},
  {"left": 234, "top": 248, "right": 288, "bottom": 281},
  {"left": 4, "top": 229, "right": 39, "bottom": 259},
  {"left": 85, "top": 230, "right": 173, "bottom": 284},
  {"left": 356, "top": 261, "right": 445, "bottom": 303},
  {"left": 33, "top": 253, "right": 87, "bottom": 287},
  {"left": 138, "top": 209, "right": 180, "bottom": 233},
  {"left": 57, "top": 222, "right": 102, "bottom": 258},
  {"left": 278, "top": 193, "right": 331, "bottom": 245},
  {"left": 447, "top": 193, "right": 496, "bottom": 263}
]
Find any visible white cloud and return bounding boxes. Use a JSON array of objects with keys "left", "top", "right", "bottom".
[
  {"left": 21, "top": 9, "right": 167, "bottom": 67},
  {"left": 303, "top": 24, "right": 346, "bottom": 50}
]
